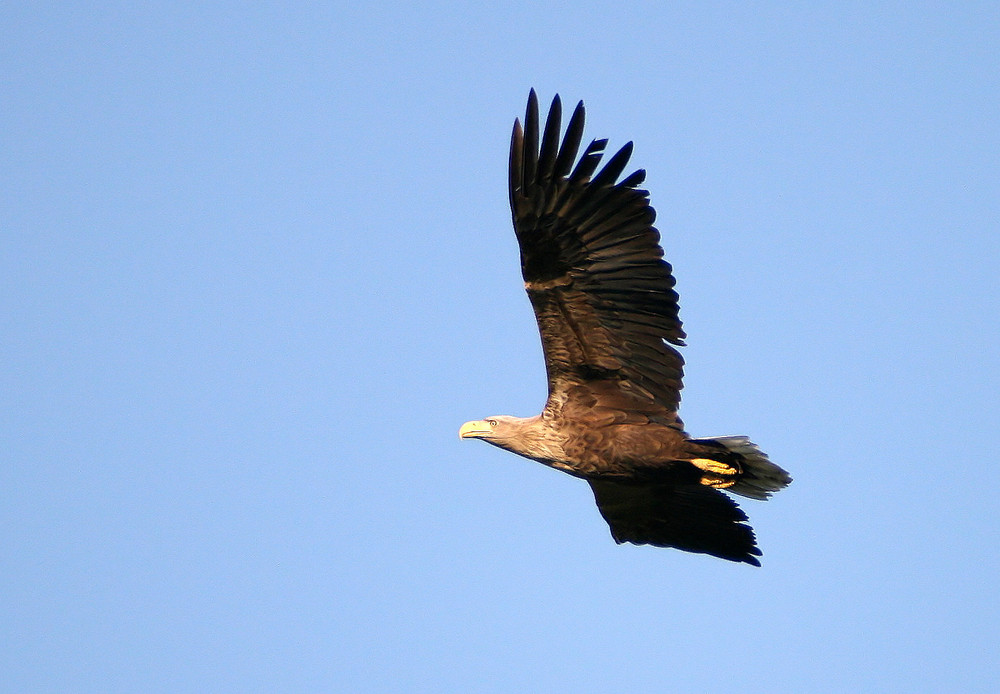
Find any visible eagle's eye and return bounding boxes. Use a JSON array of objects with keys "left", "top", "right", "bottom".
[{"left": 487, "top": 419, "right": 497, "bottom": 427}]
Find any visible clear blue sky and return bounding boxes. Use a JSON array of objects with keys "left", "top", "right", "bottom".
[{"left": 3, "top": 2, "right": 999, "bottom": 692}]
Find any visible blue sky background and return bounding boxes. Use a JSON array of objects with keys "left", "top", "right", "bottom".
[{"left": 3, "top": 2, "right": 999, "bottom": 692}]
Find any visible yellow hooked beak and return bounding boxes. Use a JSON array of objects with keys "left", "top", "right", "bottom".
[{"left": 459, "top": 420, "right": 492, "bottom": 439}]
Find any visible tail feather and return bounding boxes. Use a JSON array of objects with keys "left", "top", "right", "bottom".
[{"left": 694, "top": 436, "right": 792, "bottom": 500}]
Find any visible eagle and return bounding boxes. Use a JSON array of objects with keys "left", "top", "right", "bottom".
[{"left": 460, "top": 91, "right": 791, "bottom": 566}]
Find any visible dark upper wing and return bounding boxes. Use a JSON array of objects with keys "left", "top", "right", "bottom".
[
  {"left": 588, "top": 479, "right": 763, "bottom": 565},
  {"left": 509, "top": 90, "right": 686, "bottom": 416}
]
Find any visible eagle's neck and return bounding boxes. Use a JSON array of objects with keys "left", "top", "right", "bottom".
[{"left": 492, "top": 415, "right": 568, "bottom": 464}]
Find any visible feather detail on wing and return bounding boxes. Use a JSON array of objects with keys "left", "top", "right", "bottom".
[
  {"left": 509, "top": 90, "right": 686, "bottom": 416},
  {"left": 589, "top": 479, "right": 763, "bottom": 565}
]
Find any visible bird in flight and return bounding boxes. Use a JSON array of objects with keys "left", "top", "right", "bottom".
[{"left": 460, "top": 91, "right": 790, "bottom": 565}]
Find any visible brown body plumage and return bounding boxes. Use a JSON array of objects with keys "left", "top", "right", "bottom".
[{"left": 460, "top": 91, "right": 790, "bottom": 566}]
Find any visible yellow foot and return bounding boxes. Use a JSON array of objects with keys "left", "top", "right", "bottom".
[
  {"left": 700, "top": 475, "right": 737, "bottom": 490},
  {"left": 689, "top": 457, "right": 738, "bottom": 476}
]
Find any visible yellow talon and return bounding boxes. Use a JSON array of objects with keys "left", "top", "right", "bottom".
[
  {"left": 689, "top": 457, "right": 738, "bottom": 476},
  {"left": 700, "top": 475, "right": 737, "bottom": 489}
]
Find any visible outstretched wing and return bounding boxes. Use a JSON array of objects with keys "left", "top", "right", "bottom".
[
  {"left": 588, "top": 479, "right": 763, "bottom": 565},
  {"left": 509, "top": 90, "right": 686, "bottom": 416}
]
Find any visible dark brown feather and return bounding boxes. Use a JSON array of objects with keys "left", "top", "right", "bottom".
[
  {"left": 553, "top": 100, "right": 586, "bottom": 179},
  {"left": 537, "top": 95, "right": 561, "bottom": 183},
  {"left": 589, "top": 479, "right": 763, "bottom": 566},
  {"left": 510, "top": 93, "right": 686, "bottom": 416}
]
